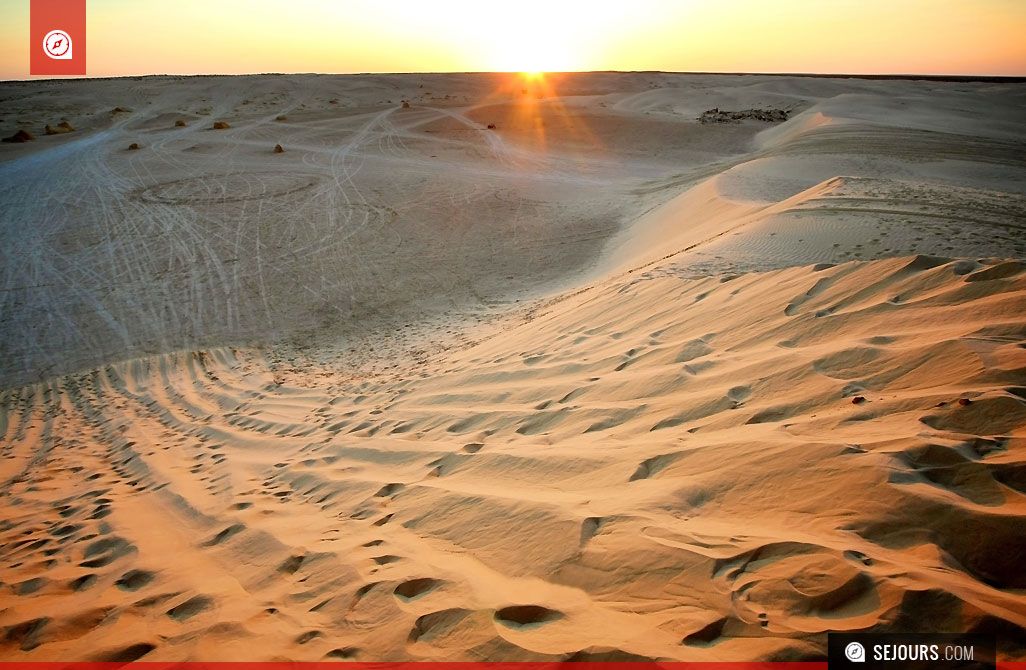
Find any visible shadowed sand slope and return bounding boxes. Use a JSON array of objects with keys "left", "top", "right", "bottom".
[
  {"left": 2, "top": 256, "right": 1025, "bottom": 662},
  {"left": 1, "top": 73, "right": 1026, "bottom": 662}
]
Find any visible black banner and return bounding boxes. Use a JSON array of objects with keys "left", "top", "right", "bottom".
[{"left": 828, "top": 633, "right": 995, "bottom": 670}]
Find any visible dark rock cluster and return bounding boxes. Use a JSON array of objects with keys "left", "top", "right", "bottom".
[{"left": 699, "top": 107, "right": 789, "bottom": 123}]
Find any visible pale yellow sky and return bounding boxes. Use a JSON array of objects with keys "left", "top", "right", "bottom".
[{"left": 2, "top": 0, "right": 1025, "bottom": 79}]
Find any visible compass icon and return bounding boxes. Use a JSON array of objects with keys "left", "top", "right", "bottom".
[{"left": 44, "top": 30, "right": 73, "bottom": 59}]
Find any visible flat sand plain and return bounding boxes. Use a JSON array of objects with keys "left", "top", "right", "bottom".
[{"left": 1, "top": 73, "right": 1025, "bottom": 661}]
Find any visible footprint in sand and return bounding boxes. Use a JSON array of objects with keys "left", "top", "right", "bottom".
[
  {"left": 393, "top": 577, "right": 443, "bottom": 602},
  {"left": 79, "top": 536, "right": 136, "bottom": 568},
  {"left": 629, "top": 452, "right": 684, "bottom": 481},
  {"left": 89, "top": 642, "right": 157, "bottom": 662},
  {"left": 69, "top": 574, "right": 98, "bottom": 591},
  {"left": 166, "top": 595, "right": 213, "bottom": 621},
  {"left": 579, "top": 516, "right": 608, "bottom": 545},
  {"left": 201, "top": 523, "right": 245, "bottom": 547},
  {"left": 373, "top": 482, "right": 405, "bottom": 497},
  {"left": 295, "top": 630, "right": 322, "bottom": 644},
  {"left": 115, "top": 569, "right": 155, "bottom": 591},
  {"left": 494, "top": 605, "right": 564, "bottom": 629}
]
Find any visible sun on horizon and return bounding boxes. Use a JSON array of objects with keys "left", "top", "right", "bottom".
[{"left": 1, "top": 0, "right": 1025, "bottom": 80}]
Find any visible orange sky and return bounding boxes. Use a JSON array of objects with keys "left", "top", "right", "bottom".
[{"left": 2, "top": 0, "right": 1025, "bottom": 79}]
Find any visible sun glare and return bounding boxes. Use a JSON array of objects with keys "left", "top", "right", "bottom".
[
  {"left": 484, "top": 4, "right": 583, "bottom": 74},
  {"left": 491, "top": 39, "right": 575, "bottom": 74}
]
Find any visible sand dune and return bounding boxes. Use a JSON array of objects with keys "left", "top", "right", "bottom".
[{"left": 1, "top": 72, "right": 1025, "bottom": 661}]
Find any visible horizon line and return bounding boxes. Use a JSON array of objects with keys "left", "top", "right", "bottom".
[{"left": 4, "top": 70, "right": 1026, "bottom": 85}]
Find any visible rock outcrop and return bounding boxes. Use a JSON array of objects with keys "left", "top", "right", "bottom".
[{"left": 699, "top": 108, "right": 788, "bottom": 123}]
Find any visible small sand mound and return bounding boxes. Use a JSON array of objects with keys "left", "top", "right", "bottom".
[
  {"left": 1, "top": 129, "right": 34, "bottom": 143},
  {"left": 212, "top": 121, "right": 230, "bottom": 130},
  {"left": 273, "top": 144, "right": 284, "bottom": 153},
  {"left": 127, "top": 143, "right": 140, "bottom": 150},
  {"left": 174, "top": 120, "right": 187, "bottom": 127},
  {"left": 44, "top": 121, "right": 75, "bottom": 135}
]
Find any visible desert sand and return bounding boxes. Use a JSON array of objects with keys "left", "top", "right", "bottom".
[{"left": 1, "top": 72, "right": 1025, "bottom": 662}]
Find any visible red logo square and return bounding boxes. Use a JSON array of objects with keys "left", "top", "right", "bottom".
[{"left": 30, "top": 0, "right": 87, "bottom": 76}]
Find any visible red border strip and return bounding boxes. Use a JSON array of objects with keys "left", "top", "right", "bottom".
[
  {"left": 0, "top": 660, "right": 1017, "bottom": 664},
  {"left": 0, "top": 660, "right": 824, "bottom": 664}
]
